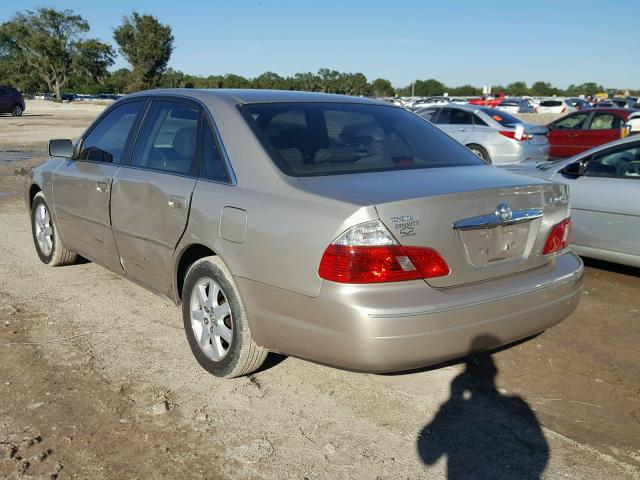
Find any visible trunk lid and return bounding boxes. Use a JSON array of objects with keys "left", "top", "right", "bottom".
[{"left": 299, "top": 166, "right": 569, "bottom": 287}]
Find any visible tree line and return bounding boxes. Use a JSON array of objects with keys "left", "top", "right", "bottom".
[{"left": 0, "top": 8, "right": 636, "bottom": 99}]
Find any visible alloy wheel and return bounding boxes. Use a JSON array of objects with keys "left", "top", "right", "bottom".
[
  {"left": 34, "top": 203, "right": 53, "bottom": 256},
  {"left": 189, "top": 277, "right": 233, "bottom": 361}
]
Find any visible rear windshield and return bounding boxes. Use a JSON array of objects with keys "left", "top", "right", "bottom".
[
  {"left": 240, "top": 102, "right": 484, "bottom": 176},
  {"left": 499, "top": 101, "right": 519, "bottom": 106},
  {"left": 477, "top": 108, "right": 522, "bottom": 127},
  {"left": 540, "top": 100, "right": 563, "bottom": 107}
]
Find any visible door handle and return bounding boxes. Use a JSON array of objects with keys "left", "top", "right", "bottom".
[
  {"left": 96, "top": 180, "right": 109, "bottom": 192},
  {"left": 168, "top": 195, "right": 186, "bottom": 210},
  {"left": 457, "top": 128, "right": 469, "bottom": 132}
]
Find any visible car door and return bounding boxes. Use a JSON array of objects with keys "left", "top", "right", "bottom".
[
  {"left": 555, "top": 141, "right": 640, "bottom": 257},
  {"left": 582, "top": 112, "right": 624, "bottom": 150},
  {"left": 547, "top": 112, "right": 591, "bottom": 157},
  {"left": 110, "top": 98, "right": 200, "bottom": 297},
  {"left": 52, "top": 100, "right": 145, "bottom": 272},
  {"left": 435, "top": 107, "right": 474, "bottom": 143}
]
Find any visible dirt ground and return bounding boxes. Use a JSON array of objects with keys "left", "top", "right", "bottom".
[{"left": 0, "top": 101, "right": 639, "bottom": 479}]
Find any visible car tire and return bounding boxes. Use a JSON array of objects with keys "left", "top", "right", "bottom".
[
  {"left": 182, "top": 256, "right": 267, "bottom": 378},
  {"left": 12, "top": 104, "right": 23, "bottom": 117},
  {"left": 31, "top": 192, "right": 77, "bottom": 266},
  {"left": 466, "top": 144, "right": 491, "bottom": 164}
]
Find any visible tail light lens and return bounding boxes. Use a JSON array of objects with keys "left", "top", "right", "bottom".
[
  {"left": 543, "top": 218, "right": 572, "bottom": 255},
  {"left": 621, "top": 125, "right": 631, "bottom": 139},
  {"left": 318, "top": 221, "right": 449, "bottom": 283},
  {"left": 561, "top": 107, "right": 567, "bottom": 113},
  {"left": 499, "top": 130, "right": 533, "bottom": 141}
]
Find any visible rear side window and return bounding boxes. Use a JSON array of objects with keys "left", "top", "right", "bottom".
[
  {"left": 473, "top": 114, "right": 489, "bottom": 127},
  {"left": 589, "top": 113, "right": 622, "bottom": 130},
  {"left": 240, "top": 102, "right": 484, "bottom": 177},
  {"left": 131, "top": 100, "right": 200, "bottom": 175},
  {"left": 200, "top": 119, "right": 230, "bottom": 183},
  {"left": 78, "top": 101, "right": 143, "bottom": 164}
]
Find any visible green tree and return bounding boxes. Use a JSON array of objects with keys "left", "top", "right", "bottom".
[
  {"left": 413, "top": 78, "right": 446, "bottom": 96},
  {"left": 530, "top": 81, "right": 560, "bottom": 97},
  {"left": 371, "top": 78, "right": 395, "bottom": 97},
  {"left": 505, "top": 81, "right": 528, "bottom": 96},
  {"left": 0, "top": 8, "right": 113, "bottom": 98},
  {"left": 113, "top": 12, "right": 173, "bottom": 91}
]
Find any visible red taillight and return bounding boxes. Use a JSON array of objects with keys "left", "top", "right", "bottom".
[
  {"left": 318, "top": 244, "right": 449, "bottom": 284},
  {"left": 499, "top": 130, "right": 532, "bottom": 141},
  {"left": 543, "top": 218, "right": 572, "bottom": 255},
  {"left": 561, "top": 107, "right": 567, "bottom": 113}
]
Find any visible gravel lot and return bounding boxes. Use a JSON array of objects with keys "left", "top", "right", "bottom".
[{"left": 0, "top": 100, "right": 639, "bottom": 479}]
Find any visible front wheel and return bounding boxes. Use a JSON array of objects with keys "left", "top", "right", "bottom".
[
  {"left": 182, "top": 256, "right": 267, "bottom": 378},
  {"left": 31, "top": 192, "right": 77, "bottom": 266},
  {"left": 12, "top": 104, "right": 23, "bottom": 117},
  {"left": 467, "top": 144, "right": 492, "bottom": 164}
]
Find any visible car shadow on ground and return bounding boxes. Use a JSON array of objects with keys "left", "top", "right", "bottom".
[
  {"left": 581, "top": 257, "right": 639, "bottom": 277},
  {"left": 416, "top": 334, "right": 549, "bottom": 479}
]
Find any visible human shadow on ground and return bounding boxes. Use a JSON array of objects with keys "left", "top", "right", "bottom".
[{"left": 417, "top": 334, "right": 549, "bottom": 480}]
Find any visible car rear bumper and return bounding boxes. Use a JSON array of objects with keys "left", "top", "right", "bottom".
[
  {"left": 491, "top": 142, "right": 550, "bottom": 164},
  {"left": 237, "top": 251, "right": 583, "bottom": 372}
]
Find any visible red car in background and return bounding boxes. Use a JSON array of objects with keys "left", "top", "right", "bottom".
[
  {"left": 468, "top": 92, "right": 506, "bottom": 108},
  {"left": 546, "top": 108, "right": 637, "bottom": 157}
]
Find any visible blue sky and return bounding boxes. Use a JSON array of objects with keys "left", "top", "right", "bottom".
[{"left": 2, "top": 0, "right": 639, "bottom": 88}]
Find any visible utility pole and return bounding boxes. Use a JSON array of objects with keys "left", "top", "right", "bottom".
[{"left": 411, "top": 82, "right": 415, "bottom": 97}]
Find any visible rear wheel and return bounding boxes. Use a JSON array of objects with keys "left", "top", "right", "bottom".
[
  {"left": 11, "top": 104, "right": 23, "bottom": 117},
  {"left": 182, "top": 256, "right": 267, "bottom": 378},
  {"left": 467, "top": 144, "right": 491, "bottom": 164},
  {"left": 31, "top": 192, "right": 77, "bottom": 266}
]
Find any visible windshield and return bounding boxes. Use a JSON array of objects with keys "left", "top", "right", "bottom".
[
  {"left": 540, "top": 100, "right": 563, "bottom": 107},
  {"left": 477, "top": 108, "right": 522, "bottom": 127},
  {"left": 240, "top": 102, "right": 484, "bottom": 177}
]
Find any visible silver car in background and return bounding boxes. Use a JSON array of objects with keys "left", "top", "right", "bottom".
[
  {"left": 505, "top": 136, "right": 640, "bottom": 267},
  {"left": 415, "top": 104, "right": 549, "bottom": 164},
  {"left": 496, "top": 98, "right": 535, "bottom": 114},
  {"left": 25, "top": 89, "right": 581, "bottom": 378}
]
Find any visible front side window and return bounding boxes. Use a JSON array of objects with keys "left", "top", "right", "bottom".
[
  {"left": 131, "top": 100, "right": 200, "bottom": 175},
  {"left": 585, "top": 143, "right": 640, "bottom": 178},
  {"left": 589, "top": 113, "right": 621, "bottom": 130},
  {"left": 551, "top": 113, "right": 589, "bottom": 130},
  {"left": 240, "top": 102, "right": 484, "bottom": 177},
  {"left": 416, "top": 108, "right": 438, "bottom": 122},
  {"left": 78, "top": 101, "right": 143, "bottom": 163}
]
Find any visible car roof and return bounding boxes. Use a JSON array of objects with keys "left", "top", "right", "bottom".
[{"left": 125, "top": 88, "right": 387, "bottom": 106}]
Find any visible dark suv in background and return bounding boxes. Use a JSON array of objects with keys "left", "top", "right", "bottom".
[{"left": 0, "top": 86, "right": 25, "bottom": 116}]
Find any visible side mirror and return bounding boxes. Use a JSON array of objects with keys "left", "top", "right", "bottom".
[
  {"left": 49, "top": 139, "right": 74, "bottom": 158},
  {"left": 561, "top": 161, "right": 584, "bottom": 176}
]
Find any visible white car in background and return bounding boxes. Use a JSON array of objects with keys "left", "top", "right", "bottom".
[
  {"left": 627, "top": 111, "right": 640, "bottom": 133},
  {"left": 536, "top": 99, "right": 577, "bottom": 114},
  {"left": 408, "top": 96, "right": 451, "bottom": 110}
]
